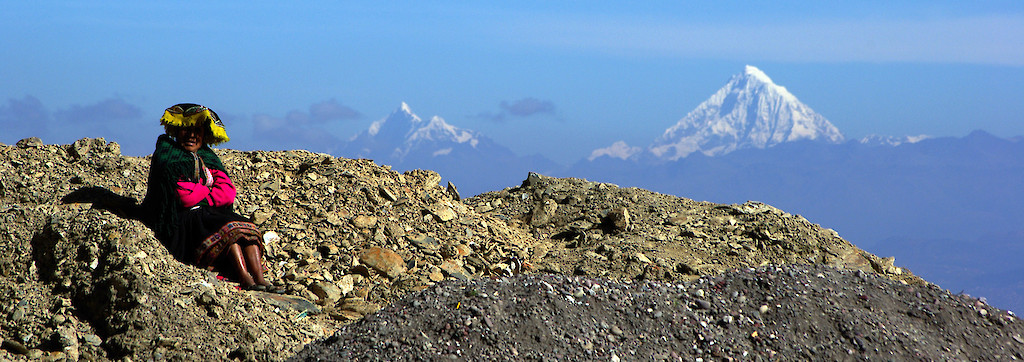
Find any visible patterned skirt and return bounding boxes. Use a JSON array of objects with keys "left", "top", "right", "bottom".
[{"left": 170, "top": 205, "right": 264, "bottom": 270}]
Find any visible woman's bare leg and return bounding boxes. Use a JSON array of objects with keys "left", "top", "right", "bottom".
[
  {"left": 226, "top": 243, "right": 255, "bottom": 287},
  {"left": 242, "top": 243, "right": 269, "bottom": 286}
]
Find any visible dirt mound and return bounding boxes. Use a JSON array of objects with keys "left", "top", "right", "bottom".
[
  {"left": 0, "top": 137, "right": 988, "bottom": 361},
  {"left": 465, "top": 173, "right": 920, "bottom": 285},
  {"left": 290, "top": 265, "right": 1023, "bottom": 361},
  {"left": 2, "top": 137, "right": 531, "bottom": 360}
]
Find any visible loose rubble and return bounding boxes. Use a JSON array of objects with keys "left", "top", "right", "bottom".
[
  {"left": 291, "top": 265, "right": 1024, "bottom": 361},
  {"left": 1, "top": 137, "right": 1014, "bottom": 361},
  {"left": 465, "top": 172, "right": 921, "bottom": 285}
]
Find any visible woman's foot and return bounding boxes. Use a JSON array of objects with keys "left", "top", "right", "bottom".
[
  {"left": 241, "top": 283, "right": 267, "bottom": 292},
  {"left": 257, "top": 282, "right": 286, "bottom": 294}
]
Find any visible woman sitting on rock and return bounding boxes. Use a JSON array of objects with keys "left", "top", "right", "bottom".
[{"left": 141, "top": 103, "right": 281, "bottom": 293}]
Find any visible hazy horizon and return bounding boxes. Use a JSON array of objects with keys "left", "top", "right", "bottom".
[{"left": 2, "top": 2, "right": 1023, "bottom": 164}]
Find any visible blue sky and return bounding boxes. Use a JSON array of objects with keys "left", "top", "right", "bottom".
[{"left": 2, "top": 1, "right": 1023, "bottom": 163}]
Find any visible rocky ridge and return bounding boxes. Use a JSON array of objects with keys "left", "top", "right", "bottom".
[{"left": 0, "top": 137, "right": 1015, "bottom": 361}]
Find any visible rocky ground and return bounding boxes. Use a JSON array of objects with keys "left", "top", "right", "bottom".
[
  {"left": 291, "top": 265, "right": 1022, "bottom": 361},
  {"left": 0, "top": 137, "right": 1018, "bottom": 361}
]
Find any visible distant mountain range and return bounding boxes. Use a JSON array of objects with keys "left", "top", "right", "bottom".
[
  {"left": 334, "top": 67, "right": 1024, "bottom": 312},
  {"left": 340, "top": 102, "right": 560, "bottom": 194}
]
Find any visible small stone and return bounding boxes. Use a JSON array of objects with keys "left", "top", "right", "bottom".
[
  {"left": 262, "top": 231, "right": 280, "bottom": 245},
  {"left": 379, "top": 186, "right": 397, "bottom": 202},
  {"left": 635, "top": 253, "right": 652, "bottom": 264},
  {"left": 339, "top": 297, "right": 380, "bottom": 316},
  {"left": 2, "top": 339, "right": 29, "bottom": 355},
  {"left": 359, "top": 247, "right": 406, "bottom": 278},
  {"left": 69, "top": 138, "right": 93, "bottom": 159},
  {"left": 408, "top": 235, "right": 440, "bottom": 251},
  {"left": 604, "top": 207, "right": 630, "bottom": 232},
  {"left": 695, "top": 299, "right": 711, "bottom": 310},
  {"left": 57, "top": 325, "right": 79, "bottom": 348},
  {"left": 446, "top": 181, "right": 460, "bottom": 201},
  {"left": 572, "top": 288, "right": 586, "bottom": 299},
  {"left": 667, "top": 214, "right": 691, "bottom": 226},
  {"left": 16, "top": 137, "right": 42, "bottom": 148},
  {"left": 82, "top": 334, "right": 102, "bottom": 346},
  {"left": 309, "top": 281, "right": 343, "bottom": 304},
  {"left": 156, "top": 336, "right": 181, "bottom": 348},
  {"left": 427, "top": 205, "right": 457, "bottom": 222},
  {"left": 439, "top": 244, "right": 459, "bottom": 259},
  {"left": 759, "top": 305, "right": 769, "bottom": 314},
  {"left": 455, "top": 243, "right": 473, "bottom": 257},
  {"left": 318, "top": 243, "right": 340, "bottom": 256},
  {"left": 439, "top": 260, "right": 471, "bottom": 281},
  {"left": 530, "top": 199, "right": 558, "bottom": 226},
  {"left": 385, "top": 223, "right": 406, "bottom": 238},
  {"left": 350, "top": 265, "right": 371, "bottom": 278},
  {"left": 252, "top": 212, "right": 272, "bottom": 225},
  {"left": 337, "top": 275, "right": 355, "bottom": 295},
  {"left": 354, "top": 287, "right": 370, "bottom": 299},
  {"left": 428, "top": 269, "right": 445, "bottom": 282},
  {"left": 352, "top": 215, "right": 378, "bottom": 229},
  {"left": 259, "top": 180, "right": 282, "bottom": 192},
  {"left": 11, "top": 306, "right": 26, "bottom": 321},
  {"left": 610, "top": 325, "right": 623, "bottom": 336},
  {"left": 325, "top": 213, "right": 343, "bottom": 226}
]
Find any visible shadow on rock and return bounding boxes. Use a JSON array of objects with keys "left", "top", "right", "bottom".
[{"left": 61, "top": 186, "right": 141, "bottom": 220}]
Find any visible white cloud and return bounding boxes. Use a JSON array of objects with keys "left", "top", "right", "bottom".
[{"left": 588, "top": 141, "right": 641, "bottom": 161}]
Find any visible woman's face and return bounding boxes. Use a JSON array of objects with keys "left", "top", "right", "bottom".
[{"left": 176, "top": 125, "right": 205, "bottom": 152}]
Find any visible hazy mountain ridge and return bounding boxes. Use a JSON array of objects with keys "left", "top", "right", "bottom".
[
  {"left": 571, "top": 130, "right": 1024, "bottom": 313},
  {"left": 324, "top": 68, "right": 1022, "bottom": 313},
  {"left": 341, "top": 103, "right": 560, "bottom": 195}
]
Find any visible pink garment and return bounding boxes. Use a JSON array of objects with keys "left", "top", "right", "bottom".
[
  {"left": 175, "top": 169, "right": 237, "bottom": 208},
  {"left": 206, "top": 169, "right": 237, "bottom": 206}
]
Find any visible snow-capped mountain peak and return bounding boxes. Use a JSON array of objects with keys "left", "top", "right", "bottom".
[
  {"left": 368, "top": 102, "right": 421, "bottom": 137},
  {"left": 645, "top": 65, "right": 844, "bottom": 161},
  {"left": 410, "top": 115, "right": 479, "bottom": 147},
  {"left": 743, "top": 65, "right": 773, "bottom": 84},
  {"left": 347, "top": 102, "right": 483, "bottom": 161}
]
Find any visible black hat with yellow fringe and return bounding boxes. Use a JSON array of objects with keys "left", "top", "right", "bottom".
[{"left": 160, "top": 103, "right": 230, "bottom": 145}]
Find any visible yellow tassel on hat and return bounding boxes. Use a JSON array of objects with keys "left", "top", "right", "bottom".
[{"left": 160, "top": 105, "right": 230, "bottom": 145}]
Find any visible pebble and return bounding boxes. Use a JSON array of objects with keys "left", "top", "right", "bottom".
[
  {"left": 83, "top": 334, "right": 103, "bottom": 346},
  {"left": 759, "top": 305, "right": 769, "bottom": 314},
  {"left": 610, "top": 325, "right": 623, "bottom": 336},
  {"left": 695, "top": 299, "right": 711, "bottom": 310},
  {"left": 359, "top": 247, "right": 407, "bottom": 278},
  {"left": 572, "top": 289, "right": 585, "bottom": 299},
  {"left": 2, "top": 339, "right": 29, "bottom": 355}
]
